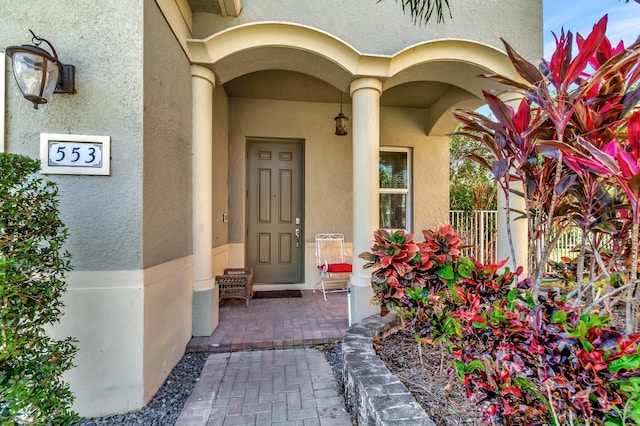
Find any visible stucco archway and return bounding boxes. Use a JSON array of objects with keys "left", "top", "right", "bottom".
[
  {"left": 188, "top": 22, "right": 359, "bottom": 89},
  {"left": 187, "top": 22, "right": 525, "bottom": 324},
  {"left": 188, "top": 22, "right": 521, "bottom": 91},
  {"left": 188, "top": 22, "right": 521, "bottom": 134}
]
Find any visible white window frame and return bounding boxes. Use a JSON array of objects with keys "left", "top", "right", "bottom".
[{"left": 379, "top": 146, "right": 412, "bottom": 231}]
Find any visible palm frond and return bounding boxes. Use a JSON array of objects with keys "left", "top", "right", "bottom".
[{"left": 378, "top": 0, "right": 452, "bottom": 25}]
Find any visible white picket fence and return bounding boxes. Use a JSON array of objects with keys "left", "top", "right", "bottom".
[
  {"left": 449, "top": 211, "right": 596, "bottom": 271},
  {"left": 449, "top": 210, "right": 497, "bottom": 264}
]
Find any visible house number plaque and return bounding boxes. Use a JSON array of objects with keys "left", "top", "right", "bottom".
[{"left": 40, "top": 133, "right": 110, "bottom": 175}]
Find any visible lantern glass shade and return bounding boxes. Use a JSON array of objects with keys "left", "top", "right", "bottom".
[
  {"left": 6, "top": 45, "right": 61, "bottom": 109},
  {"left": 335, "top": 112, "right": 348, "bottom": 136}
]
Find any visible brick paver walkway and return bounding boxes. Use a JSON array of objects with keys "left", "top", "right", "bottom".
[
  {"left": 175, "top": 349, "right": 353, "bottom": 426},
  {"left": 178, "top": 290, "right": 352, "bottom": 425},
  {"left": 187, "top": 291, "right": 348, "bottom": 353}
]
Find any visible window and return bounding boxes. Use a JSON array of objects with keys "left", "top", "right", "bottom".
[{"left": 379, "top": 147, "right": 412, "bottom": 231}]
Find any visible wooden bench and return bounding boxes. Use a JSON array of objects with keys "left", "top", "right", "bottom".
[{"left": 216, "top": 268, "right": 254, "bottom": 307}]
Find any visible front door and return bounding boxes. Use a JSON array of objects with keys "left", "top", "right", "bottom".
[{"left": 246, "top": 139, "right": 304, "bottom": 283}]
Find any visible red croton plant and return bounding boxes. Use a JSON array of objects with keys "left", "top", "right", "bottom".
[
  {"left": 455, "top": 15, "right": 640, "bottom": 333},
  {"left": 361, "top": 225, "right": 640, "bottom": 424},
  {"left": 361, "top": 15, "right": 640, "bottom": 425}
]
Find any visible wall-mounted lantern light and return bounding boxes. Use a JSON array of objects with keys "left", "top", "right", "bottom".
[
  {"left": 334, "top": 91, "right": 349, "bottom": 136},
  {"left": 5, "top": 30, "right": 75, "bottom": 109}
]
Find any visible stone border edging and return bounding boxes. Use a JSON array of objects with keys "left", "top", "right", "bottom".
[{"left": 342, "top": 314, "right": 436, "bottom": 426}]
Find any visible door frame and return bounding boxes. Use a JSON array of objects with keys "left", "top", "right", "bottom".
[{"left": 245, "top": 137, "right": 305, "bottom": 283}]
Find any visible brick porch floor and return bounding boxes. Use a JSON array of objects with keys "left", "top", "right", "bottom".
[{"left": 186, "top": 290, "right": 349, "bottom": 353}]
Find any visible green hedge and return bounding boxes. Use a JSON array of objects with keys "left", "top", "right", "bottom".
[{"left": 0, "top": 153, "right": 78, "bottom": 424}]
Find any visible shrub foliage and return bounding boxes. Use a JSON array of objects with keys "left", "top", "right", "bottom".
[
  {"left": 363, "top": 11, "right": 640, "bottom": 425},
  {"left": 361, "top": 226, "right": 640, "bottom": 424},
  {"left": 0, "top": 153, "right": 78, "bottom": 424},
  {"left": 453, "top": 15, "right": 640, "bottom": 333}
]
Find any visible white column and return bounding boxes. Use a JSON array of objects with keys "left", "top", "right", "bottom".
[
  {"left": 191, "top": 65, "right": 218, "bottom": 336},
  {"left": 349, "top": 77, "right": 383, "bottom": 324},
  {"left": 496, "top": 178, "right": 528, "bottom": 275}
]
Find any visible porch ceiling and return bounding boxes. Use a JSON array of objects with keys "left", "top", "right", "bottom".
[
  {"left": 223, "top": 70, "right": 463, "bottom": 109},
  {"left": 385, "top": 61, "right": 505, "bottom": 101}
]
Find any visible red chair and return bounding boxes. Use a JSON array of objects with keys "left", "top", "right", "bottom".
[{"left": 314, "top": 233, "right": 352, "bottom": 300}]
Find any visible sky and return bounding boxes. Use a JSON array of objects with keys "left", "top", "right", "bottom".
[
  {"left": 543, "top": 0, "right": 640, "bottom": 59},
  {"left": 473, "top": 2, "right": 639, "bottom": 114}
]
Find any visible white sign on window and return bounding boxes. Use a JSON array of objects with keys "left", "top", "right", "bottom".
[{"left": 40, "top": 133, "right": 110, "bottom": 175}]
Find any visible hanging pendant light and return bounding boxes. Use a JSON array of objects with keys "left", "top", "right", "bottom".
[{"left": 334, "top": 91, "right": 348, "bottom": 136}]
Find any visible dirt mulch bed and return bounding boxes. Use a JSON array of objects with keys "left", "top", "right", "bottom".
[{"left": 376, "top": 330, "right": 485, "bottom": 426}]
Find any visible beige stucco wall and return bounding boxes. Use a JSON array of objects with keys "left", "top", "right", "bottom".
[
  {"left": 0, "top": 0, "right": 144, "bottom": 271},
  {"left": 140, "top": 0, "right": 193, "bottom": 407},
  {"left": 143, "top": 0, "right": 193, "bottom": 268},
  {"left": 228, "top": 98, "right": 450, "bottom": 243},
  {"left": 380, "top": 106, "right": 450, "bottom": 231},
  {"left": 1, "top": 0, "right": 196, "bottom": 417},
  {"left": 228, "top": 97, "right": 450, "bottom": 287},
  {"left": 47, "top": 256, "right": 192, "bottom": 417},
  {"left": 192, "top": 0, "right": 542, "bottom": 63},
  {"left": 142, "top": 256, "right": 192, "bottom": 404},
  {"left": 212, "top": 86, "right": 229, "bottom": 248},
  {"left": 1, "top": 1, "right": 147, "bottom": 415},
  {"left": 228, "top": 98, "right": 354, "bottom": 246},
  {"left": 49, "top": 272, "right": 145, "bottom": 417}
]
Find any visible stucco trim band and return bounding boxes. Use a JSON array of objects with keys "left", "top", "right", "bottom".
[
  {"left": 52, "top": 256, "right": 193, "bottom": 417},
  {"left": 64, "top": 255, "right": 193, "bottom": 290}
]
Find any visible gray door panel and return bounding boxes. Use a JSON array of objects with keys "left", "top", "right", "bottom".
[{"left": 247, "top": 140, "right": 303, "bottom": 283}]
